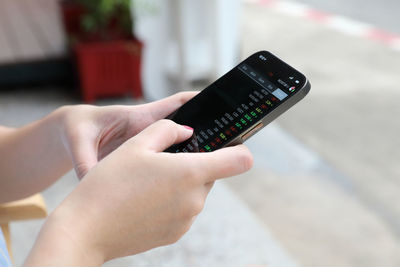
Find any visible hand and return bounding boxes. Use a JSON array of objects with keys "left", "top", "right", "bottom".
[
  {"left": 26, "top": 120, "right": 253, "bottom": 266},
  {"left": 59, "top": 92, "right": 197, "bottom": 179}
]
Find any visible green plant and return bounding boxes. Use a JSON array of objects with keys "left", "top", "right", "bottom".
[{"left": 78, "top": 0, "right": 133, "bottom": 39}]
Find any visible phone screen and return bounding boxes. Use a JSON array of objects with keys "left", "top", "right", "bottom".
[{"left": 166, "top": 51, "right": 308, "bottom": 153}]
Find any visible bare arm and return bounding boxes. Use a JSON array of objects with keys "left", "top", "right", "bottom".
[
  {"left": 0, "top": 109, "right": 71, "bottom": 203},
  {"left": 0, "top": 92, "right": 198, "bottom": 203}
]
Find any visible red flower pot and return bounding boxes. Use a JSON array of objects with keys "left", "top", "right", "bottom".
[
  {"left": 60, "top": 1, "right": 143, "bottom": 102},
  {"left": 74, "top": 40, "right": 143, "bottom": 103}
]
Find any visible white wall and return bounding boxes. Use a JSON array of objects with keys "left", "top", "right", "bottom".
[{"left": 133, "top": 0, "right": 242, "bottom": 100}]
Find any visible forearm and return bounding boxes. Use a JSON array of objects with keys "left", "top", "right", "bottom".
[
  {"left": 26, "top": 174, "right": 111, "bottom": 267},
  {"left": 0, "top": 108, "right": 72, "bottom": 203},
  {"left": 25, "top": 208, "right": 104, "bottom": 267}
]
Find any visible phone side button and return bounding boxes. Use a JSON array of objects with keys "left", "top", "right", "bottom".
[{"left": 241, "top": 122, "right": 264, "bottom": 141}]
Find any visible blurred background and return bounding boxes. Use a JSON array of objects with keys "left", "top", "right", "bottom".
[{"left": 0, "top": 0, "right": 399, "bottom": 266}]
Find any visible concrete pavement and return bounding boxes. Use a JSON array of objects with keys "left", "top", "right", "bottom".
[
  {"left": 290, "top": 0, "right": 400, "bottom": 34},
  {"left": 223, "top": 2, "right": 400, "bottom": 266}
]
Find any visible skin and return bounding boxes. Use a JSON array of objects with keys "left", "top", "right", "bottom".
[
  {"left": 0, "top": 92, "right": 256, "bottom": 265},
  {"left": 25, "top": 120, "right": 253, "bottom": 266},
  {"left": 0, "top": 92, "right": 198, "bottom": 202}
]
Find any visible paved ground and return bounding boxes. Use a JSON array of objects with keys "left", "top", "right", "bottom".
[
  {"left": 223, "top": 2, "right": 400, "bottom": 267},
  {"left": 291, "top": 0, "right": 400, "bottom": 33}
]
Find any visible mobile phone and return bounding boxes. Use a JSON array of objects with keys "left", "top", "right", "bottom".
[{"left": 165, "top": 51, "right": 311, "bottom": 153}]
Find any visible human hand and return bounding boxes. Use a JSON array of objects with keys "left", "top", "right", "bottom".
[
  {"left": 26, "top": 120, "right": 253, "bottom": 266},
  {"left": 58, "top": 92, "right": 197, "bottom": 179}
]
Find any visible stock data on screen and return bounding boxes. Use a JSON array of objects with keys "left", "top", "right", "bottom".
[{"left": 166, "top": 52, "right": 306, "bottom": 153}]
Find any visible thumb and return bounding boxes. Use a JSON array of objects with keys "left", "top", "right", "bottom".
[{"left": 130, "top": 119, "right": 193, "bottom": 152}]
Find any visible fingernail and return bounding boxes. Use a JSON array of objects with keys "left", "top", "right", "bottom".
[{"left": 183, "top": 125, "right": 193, "bottom": 131}]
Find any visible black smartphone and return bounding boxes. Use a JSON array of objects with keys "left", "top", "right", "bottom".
[{"left": 165, "top": 51, "right": 311, "bottom": 153}]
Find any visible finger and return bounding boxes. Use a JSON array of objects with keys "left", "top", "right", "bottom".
[
  {"left": 131, "top": 119, "right": 193, "bottom": 152},
  {"left": 191, "top": 145, "right": 254, "bottom": 182},
  {"left": 70, "top": 139, "right": 99, "bottom": 179},
  {"left": 146, "top": 91, "right": 199, "bottom": 120}
]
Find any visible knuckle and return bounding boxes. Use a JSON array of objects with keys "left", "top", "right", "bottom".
[
  {"left": 175, "top": 92, "right": 189, "bottom": 103},
  {"left": 237, "top": 149, "right": 254, "bottom": 171},
  {"left": 158, "top": 119, "right": 176, "bottom": 128},
  {"left": 183, "top": 197, "right": 205, "bottom": 217},
  {"left": 166, "top": 222, "right": 192, "bottom": 245},
  {"left": 191, "top": 198, "right": 205, "bottom": 215},
  {"left": 157, "top": 119, "right": 179, "bottom": 137}
]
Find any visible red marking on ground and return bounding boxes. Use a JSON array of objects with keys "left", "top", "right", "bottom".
[
  {"left": 306, "top": 9, "right": 331, "bottom": 22},
  {"left": 252, "top": 0, "right": 400, "bottom": 49},
  {"left": 366, "top": 29, "right": 400, "bottom": 45}
]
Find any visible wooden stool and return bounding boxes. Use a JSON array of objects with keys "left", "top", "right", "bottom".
[{"left": 0, "top": 194, "right": 47, "bottom": 262}]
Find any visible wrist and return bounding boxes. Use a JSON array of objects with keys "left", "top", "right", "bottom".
[
  {"left": 25, "top": 205, "right": 105, "bottom": 267},
  {"left": 50, "top": 105, "right": 79, "bottom": 168},
  {"left": 51, "top": 105, "right": 73, "bottom": 143}
]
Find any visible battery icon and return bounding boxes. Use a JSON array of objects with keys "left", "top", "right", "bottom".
[{"left": 272, "top": 88, "right": 288, "bottom": 100}]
